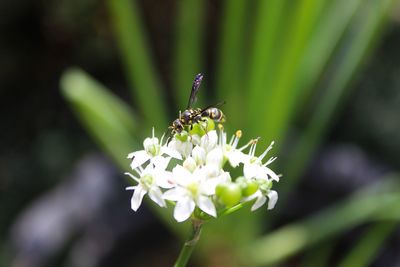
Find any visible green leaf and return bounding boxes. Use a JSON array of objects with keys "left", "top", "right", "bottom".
[
  {"left": 245, "top": 177, "right": 400, "bottom": 266},
  {"left": 280, "top": 0, "right": 396, "bottom": 201},
  {"left": 258, "top": 0, "right": 326, "bottom": 143},
  {"left": 246, "top": 0, "right": 286, "bottom": 135},
  {"left": 294, "top": 0, "right": 364, "bottom": 110},
  {"left": 61, "top": 68, "right": 138, "bottom": 169},
  {"left": 215, "top": 0, "right": 249, "bottom": 128},
  {"left": 173, "top": 0, "right": 206, "bottom": 109},
  {"left": 107, "top": 0, "right": 168, "bottom": 127},
  {"left": 301, "top": 241, "right": 336, "bottom": 267},
  {"left": 338, "top": 222, "right": 397, "bottom": 267}
]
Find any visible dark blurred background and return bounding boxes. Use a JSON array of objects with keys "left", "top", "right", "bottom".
[
  {"left": 0, "top": 1, "right": 177, "bottom": 266},
  {"left": 1, "top": 0, "right": 400, "bottom": 267}
]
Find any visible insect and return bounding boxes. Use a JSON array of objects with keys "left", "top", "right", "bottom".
[{"left": 170, "top": 73, "right": 225, "bottom": 134}]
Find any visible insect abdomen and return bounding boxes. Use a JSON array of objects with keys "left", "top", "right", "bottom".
[{"left": 202, "top": 108, "right": 224, "bottom": 121}]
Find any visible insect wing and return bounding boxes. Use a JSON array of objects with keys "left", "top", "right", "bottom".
[
  {"left": 200, "top": 100, "right": 226, "bottom": 112},
  {"left": 187, "top": 73, "right": 203, "bottom": 109}
]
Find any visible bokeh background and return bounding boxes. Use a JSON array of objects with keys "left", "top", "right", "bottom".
[{"left": 1, "top": 0, "right": 400, "bottom": 266}]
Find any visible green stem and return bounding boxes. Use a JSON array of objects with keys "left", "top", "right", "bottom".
[
  {"left": 174, "top": 219, "right": 203, "bottom": 267},
  {"left": 218, "top": 201, "right": 252, "bottom": 217}
]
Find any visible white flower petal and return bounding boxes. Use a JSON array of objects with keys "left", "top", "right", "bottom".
[
  {"left": 174, "top": 196, "right": 195, "bottom": 222},
  {"left": 148, "top": 187, "right": 166, "bottom": 207},
  {"left": 227, "top": 150, "right": 245, "bottom": 167},
  {"left": 192, "top": 166, "right": 207, "bottom": 182},
  {"left": 251, "top": 194, "right": 267, "bottom": 211},
  {"left": 142, "top": 163, "right": 155, "bottom": 175},
  {"left": 183, "top": 156, "right": 197, "bottom": 172},
  {"left": 244, "top": 162, "right": 258, "bottom": 179},
  {"left": 125, "top": 186, "right": 137, "bottom": 190},
  {"left": 168, "top": 139, "right": 192, "bottom": 158},
  {"left": 200, "top": 130, "right": 218, "bottom": 151},
  {"left": 202, "top": 163, "right": 220, "bottom": 178},
  {"left": 151, "top": 156, "right": 170, "bottom": 170},
  {"left": 201, "top": 178, "right": 218, "bottom": 195},
  {"left": 263, "top": 166, "right": 280, "bottom": 182},
  {"left": 244, "top": 190, "right": 261, "bottom": 201},
  {"left": 190, "top": 134, "right": 201, "bottom": 145},
  {"left": 124, "top": 172, "right": 140, "bottom": 183},
  {"left": 127, "top": 151, "right": 136, "bottom": 159},
  {"left": 131, "top": 186, "right": 147, "bottom": 211},
  {"left": 163, "top": 187, "right": 186, "bottom": 201},
  {"left": 220, "top": 171, "right": 232, "bottom": 183},
  {"left": 161, "top": 146, "right": 182, "bottom": 160},
  {"left": 267, "top": 190, "right": 278, "bottom": 210},
  {"left": 197, "top": 196, "right": 217, "bottom": 217},
  {"left": 154, "top": 170, "right": 175, "bottom": 188},
  {"left": 192, "top": 146, "right": 206, "bottom": 165},
  {"left": 172, "top": 165, "right": 193, "bottom": 185},
  {"left": 255, "top": 165, "right": 268, "bottom": 180},
  {"left": 143, "top": 137, "right": 158, "bottom": 149},
  {"left": 130, "top": 151, "right": 151, "bottom": 169},
  {"left": 206, "top": 147, "right": 223, "bottom": 168}
]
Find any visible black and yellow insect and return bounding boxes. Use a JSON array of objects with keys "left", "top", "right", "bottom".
[{"left": 170, "top": 73, "right": 225, "bottom": 134}]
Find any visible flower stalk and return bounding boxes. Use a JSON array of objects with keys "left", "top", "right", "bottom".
[{"left": 174, "top": 219, "right": 203, "bottom": 267}]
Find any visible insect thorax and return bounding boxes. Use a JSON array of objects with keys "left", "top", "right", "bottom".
[{"left": 180, "top": 108, "right": 202, "bottom": 125}]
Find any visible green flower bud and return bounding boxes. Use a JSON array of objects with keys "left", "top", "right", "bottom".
[
  {"left": 189, "top": 123, "right": 206, "bottom": 136},
  {"left": 175, "top": 131, "right": 188, "bottom": 142},
  {"left": 242, "top": 180, "right": 259, "bottom": 197},
  {"left": 204, "top": 118, "right": 215, "bottom": 132},
  {"left": 216, "top": 183, "right": 242, "bottom": 207},
  {"left": 215, "top": 183, "right": 226, "bottom": 196}
]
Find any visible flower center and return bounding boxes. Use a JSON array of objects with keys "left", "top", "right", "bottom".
[
  {"left": 257, "top": 179, "right": 272, "bottom": 192},
  {"left": 141, "top": 174, "right": 154, "bottom": 188},
  {"left": 250, "top": 156, "right": 259, "bottom": 164},
  {"left": 146, "top": 143, "right": 160, "bottom": 156},
  {"left": 187, "top": 182, "right": 199, "bottom": 197}
]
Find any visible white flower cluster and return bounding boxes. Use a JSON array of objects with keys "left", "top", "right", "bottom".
[{"left": 125, "top": 127, "right": 280, "bottom": 222}]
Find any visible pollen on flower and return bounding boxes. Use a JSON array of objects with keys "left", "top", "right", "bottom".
[
  {"left": 125, "top": 126, "right": 280, "bottom": 222},
  {"left": 251, "top": 137, "right": 260, "bottom": 144}
]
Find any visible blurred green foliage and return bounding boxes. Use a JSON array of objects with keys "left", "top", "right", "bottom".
[{"left": 61, "top": 0, "right": 399, "bottom": 266}]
